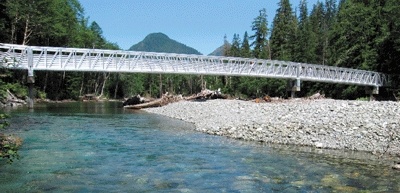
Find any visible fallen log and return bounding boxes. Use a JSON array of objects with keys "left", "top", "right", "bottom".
[
  {"left": 185, "top": 89, "right": 227, "bottom": 100},
  {"left": 124, "top": 93, "right": 182, "bottom": 109},
  {"left": 308, "top": 92, "right": 325, "bottom": 100},
  {"left": 124, "top": 98, "right": 163, "bottom": 109},
  {"left": 122, "top": 95, "right": 151, "bottom": 106}
]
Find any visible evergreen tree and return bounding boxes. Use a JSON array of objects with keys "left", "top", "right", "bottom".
[
  {"left": 89, "top": 21, "right": 106, "bottom": 48},
  {"left": 322, "top": 0, "right": 337, "bottom": 65},
  {"left": 309, "top": 2, "right": 325, "bottom": 64},
  {"left": 250, "top": 8, "right": 270, "bottom": 59},
  {"left": 329, "top": 0, "right": 382, "bottom": 70},
  {"left": 327, "top": 0, "right": 391, "bottom": 99},
  {"left": 270, "top": 0, "right": 297, "bottom": 61},
  {"left": 222, "top": 34, "right": 231, "bottom": 56},
  {"left": 377, "top": 0, "right": 400, "bottom": 87},
  {"left": 240, "top": 31, "right": 251, "bottom": 58},
  {"left": 230, "top": 34, "right": 241, "bottom": 57},
  {"left": 294, "top": 0, "right": 314, "bottom": 63}
]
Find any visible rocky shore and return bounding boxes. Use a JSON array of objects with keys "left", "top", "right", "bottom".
[{"left": 144, "top": 99, "right": 400, "bottom": 156}]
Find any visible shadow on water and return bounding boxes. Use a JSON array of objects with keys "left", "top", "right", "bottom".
[{"left": 0, "top": 101, "right": 399, "bottom": 192}]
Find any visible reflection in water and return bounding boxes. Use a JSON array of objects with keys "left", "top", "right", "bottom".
[{"left": 0, "top": 102, "right": 399, "bottom": 192}]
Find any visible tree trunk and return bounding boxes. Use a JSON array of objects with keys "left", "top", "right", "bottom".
[
  {"left": 22, "top": 16, "right": 32, "bottom": 45},
  {"left": 99, "top": 72, "right": 109, "bottom": 98},
  {"left": 10, "top": 13, "right": 19, "bottom": 44},
  {"left": 79, "top": 73, "right": 85, "bottom": 96},
  {"left": 159, "top": 74, "right": 162, "bottom": 98},
  {"left": 43, "top": 72, "right": 49, "bottom": 92},
  {"left": 114, "top": 73, "right": 119, "bottom": 99},
  {"left": 268, "top": 40, "right": 272, "bottom": 60},
  {"left": 94, "top": 73, "right": 100, "bottom": 95},
  {"left": 201, "top": 75, "right": 205, "bottom": 90}
]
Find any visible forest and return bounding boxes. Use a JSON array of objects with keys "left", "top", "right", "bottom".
[{"left": 0, "top": 0, "right": 399, "bottom": 101}]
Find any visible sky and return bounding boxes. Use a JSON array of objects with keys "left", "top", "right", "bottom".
[{"left": 79, "top": 0, "right": 319, "bottom": 55}]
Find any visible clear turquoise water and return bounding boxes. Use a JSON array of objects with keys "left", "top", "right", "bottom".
[{"left": 0, "top": 102, "right": 399, "bottom": 192}]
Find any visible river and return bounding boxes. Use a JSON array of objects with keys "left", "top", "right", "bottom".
[{"left": 0, "top": 102, "right": 399, "bottom": 192}]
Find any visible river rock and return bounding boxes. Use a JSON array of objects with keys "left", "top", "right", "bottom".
[{"left": 144, "top": 99, "right": 400, "bottom": 156}]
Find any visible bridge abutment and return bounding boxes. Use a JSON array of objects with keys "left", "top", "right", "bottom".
[
  {"left": 365, "top": 86, "right": 379, "bottom": 101},
  {"left": 287, "top": 79, "right": 301, "bottom": 98}
]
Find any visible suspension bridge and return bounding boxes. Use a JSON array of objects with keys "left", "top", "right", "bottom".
[{"left": 0, "top": 43, "right": 388, "bottom": 104}]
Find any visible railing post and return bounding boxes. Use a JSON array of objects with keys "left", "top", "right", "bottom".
[{"left": 27, "top": 47, "right": 35, "bottom": 109}]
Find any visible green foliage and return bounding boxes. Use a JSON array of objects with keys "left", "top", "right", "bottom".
[
  {"left": 4, "top": 83, "right": 27, "bottom": 99},
  {"left": 270, "top": 0, "right": 297, "bottom": 61},
  {"left": 230, "top": 34, "right": 241, "bottom": 57},
  {"left": 250, "top": 8, "right": 270, "bottom": 59},
  {"left": 240, "top": 32, "right": 252, "bottom": 58},
  {"left": 0, "top": 114, "right": 10, "bottom": 129},
  {"left": 0, "top": 114, "right": 21, "bottom": 164},
  {"left": 356, "top": 97, "right": 369, "bottom": 101}
]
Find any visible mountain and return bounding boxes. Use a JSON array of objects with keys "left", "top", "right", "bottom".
[
  {"left": 208, "top": 44, "right": 225, "bottom": 56},
  {"left": 129, "top": 33, "right": 202, "bottom": 55},
  {"left": 208, "top": 43, "right": 231, "bottom": 56}
]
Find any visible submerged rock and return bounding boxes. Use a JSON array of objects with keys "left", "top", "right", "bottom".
[{"left": 392, "top": 162, "right": 400, "bottom": 170}]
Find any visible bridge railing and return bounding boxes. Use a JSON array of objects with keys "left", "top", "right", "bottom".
[{"left": 0, "top": 43, "right": 388, "bottom": 87}]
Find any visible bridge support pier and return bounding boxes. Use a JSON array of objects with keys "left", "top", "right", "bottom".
[
  {"left": 365, "top": 86, "right": 379, "bottom": 101},
  {"left": 27, "top": 76, "right": 35, "bottom": 109},
  {"left": 287, "top": 79, "right": 301, "bottom": 98},
  {"left": 27, "top": 48, "right": 34, "bottom": 109}
]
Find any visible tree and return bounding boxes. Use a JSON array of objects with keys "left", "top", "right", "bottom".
[
  {"left": 230, "top": 34, "right": 241, "bottom": 57},
  {"left": 250, "top": 8, "right": 270, "bottom": 59},
  {"left": 322, "top": 0, "right": 337, "bottom": 65},
  {"left": 294, "top": 0, "right": 314, "bottom": 63},
  {"left": 377, "top": 0, "right": 400, "bottom": 89},
  {"left": 240, "top": 31, "right": 251, "bottom": 58},
  {"left": 326, "top": 0, "right": 393, "bottom": 99},
  {"left": 270, "top": 0, "right": 297, "bottom": 61},
  {"left": 222, "top": 34, "right": 231, "bottom": 56},
  {"left": 308, "top": 2, "right": 325, "bottom": 64},
  {"left": 89, "top": 21, "right": 106, "bottom": 48},
  {"left": 329, "top": 0, "right": 382, "bottom": 70}
]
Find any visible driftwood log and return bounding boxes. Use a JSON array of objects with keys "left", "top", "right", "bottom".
[
  {"left": 253, "top": 95, "right": 272, "bottom": 103},
  {"left": 308, "top": 92, "right": 325, "bottom": 100},
  {"left": 1, "top": 90, "right": 26, "bottom": 107},
  {"left": 123, "top": 93, "right": 182, "bottom": 109},
  {"left": 123, "top": 89, "right": 227, "bottom": 109},
  {"left": 122, "top": 95, "right": 151, "bottom": 106},
  {"left": 185, "top": 89, "right": 227, "bottom": 100}
]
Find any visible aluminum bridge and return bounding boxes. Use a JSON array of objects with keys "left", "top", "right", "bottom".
[{"left": 0, "top": 43, "right": 387, "bottom": 90}]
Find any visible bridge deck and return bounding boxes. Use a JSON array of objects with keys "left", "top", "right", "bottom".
[{"left": 0, "top": 43, "right": 387, "bottom": 87}]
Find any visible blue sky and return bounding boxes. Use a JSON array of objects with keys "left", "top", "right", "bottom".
[{"left": 80, "top": 0, "right": 319, "bottom": 55}]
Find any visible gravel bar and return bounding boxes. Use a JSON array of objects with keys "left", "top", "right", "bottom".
[{"left": 144, "top": 99, "right": 400, "bottom": 156}]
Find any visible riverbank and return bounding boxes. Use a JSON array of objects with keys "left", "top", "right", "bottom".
[{"left": 144, "top": 99, "right": 400, "bottom": 157}]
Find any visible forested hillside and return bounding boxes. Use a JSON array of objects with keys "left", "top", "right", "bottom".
[
  {"left": 0, "top": 0, "right": 120, "bottom": 100},
  {"left": 222, "top": 0, "right": 399, "bottom": 99},
  {"left": 0, "top": 0, "right": 399, "bottom": 101}
]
